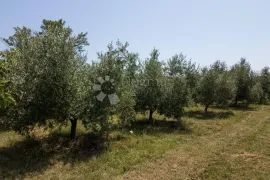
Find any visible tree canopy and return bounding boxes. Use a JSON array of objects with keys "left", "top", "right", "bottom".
[{"left": 1, "top": 19, "right": 269, "bottom": 140}]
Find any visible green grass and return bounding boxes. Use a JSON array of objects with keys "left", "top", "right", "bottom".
[{"left": 1, "top": 105, "right": 269, "bottom": 179}]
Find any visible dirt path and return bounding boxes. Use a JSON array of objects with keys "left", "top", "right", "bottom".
[{"left": 120, "top": 107, "right": 270, "bottom": 180}]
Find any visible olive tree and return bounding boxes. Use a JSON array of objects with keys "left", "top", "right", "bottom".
[
  {"left": 166, "top": 53, "right": 199, "bottom": 105},
  {"left": 196, "top": 61, "right": 236, "bottom": 112},
  {"left": 157, "top": 53, "right": 197, "bottom": 120},
  {"left": 86, "top": 41, "right": 137, "bottom": 137},
  {"left": 231, "top": 58, "right": 254, "bottom": 106},
  {"left": 0, "top": 51, "right": 15, "bottom": 110},
  {"left": 2, "top": 20, "right": 89, "bottom": 138},
  {"left": 158, "top": 76, "right": 189, "bottom": 121},
  {"left": 249, "top": 80, "right": 264, "bottom": 104},
  {"left": 135, "top": 48, "right": 163, "bottom": 124},
  {"left": 259, "top": 67, "right": 270, "bottom": 103}
]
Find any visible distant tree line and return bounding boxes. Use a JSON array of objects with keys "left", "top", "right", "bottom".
[{"left": 0, "top": 19, "right": 269, "bottom": 139}]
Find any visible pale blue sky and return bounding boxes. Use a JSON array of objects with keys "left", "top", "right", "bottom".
[{"left": 1, "top": 0, "right": 269, "bottom": 70}]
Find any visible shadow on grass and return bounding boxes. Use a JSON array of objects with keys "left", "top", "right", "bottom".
[
  {"left": 0, "top": 121, "right": 11, "bottom": 133},
  {"left": 0, "top": 133, "right": 106, "bottom": 179},
  {"left": 0, "top": 126, "right": 10, "bottom": 133},
  {"left": 125, "top": 118, "right": 192, "bottom": 135},
  {"left": 212, "top": 104, "right": 260, "bottom": 111},
  {"left": 184, "top": 110, "right": 234, "bottom": 120}
]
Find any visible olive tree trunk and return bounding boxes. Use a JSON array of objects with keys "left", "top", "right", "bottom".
[{"left": 70, "top": 119, "right": 78, "bottom": 139}]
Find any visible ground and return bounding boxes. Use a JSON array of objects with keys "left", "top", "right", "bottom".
[{"left": 0, "top": 105, "right": 270, "bottom": 179}]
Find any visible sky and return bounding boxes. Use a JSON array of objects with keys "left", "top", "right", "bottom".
[{"left": 1, "top": 0, "right": 269, "bottom": 70}]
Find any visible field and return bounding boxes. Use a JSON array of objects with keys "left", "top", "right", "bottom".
[{"left": 1, "top": 105, "right": 270, "bottom": 180}]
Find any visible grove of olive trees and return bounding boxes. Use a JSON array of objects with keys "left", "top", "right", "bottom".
[{"left": 1, "top": 19, "right": 270, "bottom": 140}]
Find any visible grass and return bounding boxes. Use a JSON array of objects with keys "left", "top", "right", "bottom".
[{"left": 0, "top": 105, "right": 269, "bottom": 179}]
